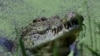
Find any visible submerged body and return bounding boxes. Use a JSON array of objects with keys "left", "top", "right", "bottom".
[{"left": 21, "top": 12, "right": 84, "bottom": 56}]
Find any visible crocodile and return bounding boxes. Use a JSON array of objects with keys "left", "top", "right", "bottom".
[{"left": 21, "top": 12, "right": 84, "bottom": 56}]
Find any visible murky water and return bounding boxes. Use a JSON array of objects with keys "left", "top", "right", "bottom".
[{"left": 0, "top": 0, "right": 100, "bottom": 56}]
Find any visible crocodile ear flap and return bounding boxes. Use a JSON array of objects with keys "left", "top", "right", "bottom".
[{"left": 33, "top": 17, "right": 47, "bottom": 23}]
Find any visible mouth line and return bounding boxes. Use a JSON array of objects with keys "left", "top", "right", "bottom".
[
  {"left": 26, "top": 25, "right": 83, "bottom": 49},
  {"left": 32, "top": 24, "right": 83, "bottom": 47},
  {"left": 68, "top": 25, "right": 81, "bottom": 30},
  {"left": 64, "top": 24, "right": 83, "bottom": 34}
]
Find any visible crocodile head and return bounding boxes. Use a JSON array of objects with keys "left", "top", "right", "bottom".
[{"left": 21, "top": 12, "right": 84, "bottom": 56}]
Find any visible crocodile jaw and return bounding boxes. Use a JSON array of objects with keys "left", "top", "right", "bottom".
[{"left": 32, "top": 24, "right": 82, "bottom": 47}]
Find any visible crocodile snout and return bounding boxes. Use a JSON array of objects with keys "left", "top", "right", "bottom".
[{"left": 66, "top": 12, "right": 84, "bottom": 29}]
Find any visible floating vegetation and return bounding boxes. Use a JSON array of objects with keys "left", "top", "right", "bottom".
[
  {"left": 81, "top": 43, "right": 100, "bottom": 56},
  {"left": 0, "top": 0, "right": 100, "bottom": 56}
]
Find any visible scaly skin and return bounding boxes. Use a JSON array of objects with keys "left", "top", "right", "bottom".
[{"left": 21, "top": 12, "right": 84, "bottom": 56}]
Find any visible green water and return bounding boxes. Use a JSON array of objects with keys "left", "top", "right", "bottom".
[{"left": 0, "top": 0, "right": 100, "bottom": 56}]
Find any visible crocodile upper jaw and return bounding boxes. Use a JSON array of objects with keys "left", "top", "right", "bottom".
[{"left": 32, "top": 24, "right": 83, "bottom": 47}]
